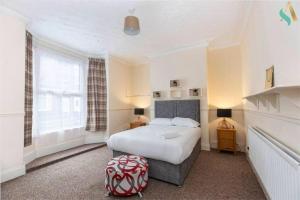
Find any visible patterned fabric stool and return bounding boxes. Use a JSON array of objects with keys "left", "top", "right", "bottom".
[{"left": 105, "top": 155, "right": 148, "bottom": 197}]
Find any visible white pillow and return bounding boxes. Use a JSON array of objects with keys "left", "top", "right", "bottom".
[
  {"left": 155, "top": 130, "right": 180, "bottom": 139},
  {"left": 171, "top": 117, "right": 200, "bottom": 128},
  {"left": 149, "top": 118, "right": 172, "bottom": 126},
  {"left": 162, "top": 132, "right": 180, "bottom": 139}
]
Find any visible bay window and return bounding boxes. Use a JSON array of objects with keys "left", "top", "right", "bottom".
[{"left": 33, "top": 45, "right": 86, "bottom": 136}]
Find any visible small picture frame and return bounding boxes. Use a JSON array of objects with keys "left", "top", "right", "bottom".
[
  {"left": 170, "top": 80, "right": 180, "bottom": 88},
  {"left": 265, "top": 66, "right": 274, "bottom": 89},
  {"left": 153, "top": 91, "right": 161, "bottom": 98},
  {"left": 189, "top": 88, "right": 200, "bottom": 96}
]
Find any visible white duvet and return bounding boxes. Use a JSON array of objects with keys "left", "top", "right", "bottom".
[{"left": 106, "top": 125, "right": 201, "bottom": 165}]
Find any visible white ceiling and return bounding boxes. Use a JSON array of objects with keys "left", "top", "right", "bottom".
[{"left": 1, "top": 0, "right": 251, "bottom": 65}]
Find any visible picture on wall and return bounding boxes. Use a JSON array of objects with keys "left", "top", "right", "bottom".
[
  {"left": 153, "top": 91, "right": 161, "bottom": 98},
  {"left": 265, "top": 65, "right": 274, "bottom": 89},
  {"left": 170, "top": 80, "right": 180, "bottom": 87},
  {"left": 189, "top": 88, "right": 200, "bottom": 96}
]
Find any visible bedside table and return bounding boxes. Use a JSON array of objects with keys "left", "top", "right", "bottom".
[
  {"left": 130, "top": 121, "right": 146, "bottom": 129},
  {"left": 217, "top": 128, "right": 236, "bottom": 153}
]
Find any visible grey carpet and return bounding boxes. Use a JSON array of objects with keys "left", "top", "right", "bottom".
[
  {"left": 26, "top": 143, "right": 106, "bottom": 172},
  {"left": 1, "top": 147, "right": 266, "bottom": 200}
]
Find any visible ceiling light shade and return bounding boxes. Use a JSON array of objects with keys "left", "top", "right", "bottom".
[{"left": 124, "top": 16, "right": 140, "bottom": 35}]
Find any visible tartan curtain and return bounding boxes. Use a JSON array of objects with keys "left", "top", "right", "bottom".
[
  {"left": 24, "top": 31, "right": 33, "bottom": 147},
  {"left": 86, "top": 58, "right": 107, "bottom": 131}
]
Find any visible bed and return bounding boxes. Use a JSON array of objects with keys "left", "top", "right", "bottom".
[{"left": 107, "top": 99, "right": 201, "bottom": 186}]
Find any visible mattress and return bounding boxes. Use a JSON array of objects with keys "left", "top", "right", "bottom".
[{"left": 107, "top": 125, "right": 201, "bottom": 165}]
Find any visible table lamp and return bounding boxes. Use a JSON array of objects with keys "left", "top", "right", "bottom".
[
  {"left": 134, "top": 108, "right": 144, "bottom": 122},
  {"left": 217, "top": 108, "right": 233, "bottom": 129}
]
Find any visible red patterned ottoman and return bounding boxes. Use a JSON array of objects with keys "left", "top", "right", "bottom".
[{"left": 105, "top": 155, "right": 148, "bottom": 197}]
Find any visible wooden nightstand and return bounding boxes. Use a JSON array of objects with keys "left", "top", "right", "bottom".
[
  {"left": 217, "top": 128, "right": 236, "bottom": 153},
  {"left": 130, "top": 121, "right": 146, "bottom": 129}
]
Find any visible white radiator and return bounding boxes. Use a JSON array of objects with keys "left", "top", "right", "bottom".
[{"left": 248, "top": 127, "right": 300, "bottom": 200}]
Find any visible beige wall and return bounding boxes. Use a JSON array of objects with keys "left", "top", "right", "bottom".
[
  {"left": 241, "top": 1, "right": 300, "bottom": 154},
  {"left": 207, "top": 45, "right": 245, "bottom": 151},
  {"left": 128, "top": 64, "right": 151, "bottom": 122},
  {"left": 107, "top": 58, "right": 152, "bottom": 131},
  {"left": 0, "top": 10, "right": 26, "bottom": 182},
  {"left": 150, "top": 48, "right": 208, "bottom": 95},
  {"left": 149, "top": 47, "right": 210, "bottom": 150},
  {"left": 107, "top": 56, "right": 134, "bottom": 134},
  {"left": 208, "top": 45, "right": 243, "bottom": 109}
]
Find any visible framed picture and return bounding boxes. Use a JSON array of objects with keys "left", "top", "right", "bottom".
[
  {"left": 265, "top": 66, "right": 274, "bottom": 89},
  {"left": 189, "top": 88, "right": 200, "bottom": 96},
  {"left": 170, "top": 80, "right": 180, "bottom": 87},
  {"left": 153, "top": 91, "right": 161, "bottom": 98}
]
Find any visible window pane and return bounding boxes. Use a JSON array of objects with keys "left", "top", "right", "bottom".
[
  {"left": 39, "top": 56, "right": 61, "bottom": 92},
  {"left": 73, "top": 97, "right": 81, "bottom": 112},
  {"left": 62, "top": 97, "right": 70, "bottom": 113},
  {"left": 37, "top": 94, "right": 52, "bottom": 112},
  {"left": 37, "top": 94, "right": 61, "bottom": 133},
  {"left": 62, "top": 63, "right": 81, "bottom": 93},
  {"left": 34, "top": 47, "right": 86, "bottom": 135},
  {"left": 39, "top": 54, "right": 82, "bottom": 93}
]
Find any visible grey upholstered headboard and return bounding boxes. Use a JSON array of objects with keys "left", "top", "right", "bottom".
[{"left": 155, "top": 100, "right": 200, "bottom": 124}]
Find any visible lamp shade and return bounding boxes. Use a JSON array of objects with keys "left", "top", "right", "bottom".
[
  {"left": 217, "top": 108, "right": 232, "bottom": 118},
  {"left": 124, "top": 16, "right": 140, "bottom": 35},
  {"left": 134, "top": 108, "right": 144, "bottom": 115}
]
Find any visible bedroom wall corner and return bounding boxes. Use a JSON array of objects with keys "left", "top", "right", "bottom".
[
  {"left": 107, "top": 56, "right": 134, "bottom": 135},
  {"left": 95, "top": 55, "right": 151, "bottom": 137},
  {"left": 128, "top": 64, "right": 151, "bottom": 122},
  {"left": 207, "top": 45, "right": 245, "bottom": 151},
  {"left": 149, "top": 46, "right": 210, "bottom": 151}
]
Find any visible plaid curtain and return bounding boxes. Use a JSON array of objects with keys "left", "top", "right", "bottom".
[
  {"left": 24, "top": 31, "right": 33, "bottom": 147},
  {"left": 86, "top": 58, "right": 107, "bottom": 131}
]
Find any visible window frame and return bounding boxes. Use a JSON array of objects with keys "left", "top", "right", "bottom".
[{"left": 32, "top": 43, "right": 87, "bottom": 136}]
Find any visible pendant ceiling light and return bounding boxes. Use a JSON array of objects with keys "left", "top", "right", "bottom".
[{"left": 124, "top": 9, "right": 140, "bottom": 35}]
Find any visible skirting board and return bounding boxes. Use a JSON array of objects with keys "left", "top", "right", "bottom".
[
  {"left": 201, "top": 143, "right": 211, "bottom": 151},
  {"left": 1, "top": 164, "right": 25, "bottom": 183}
]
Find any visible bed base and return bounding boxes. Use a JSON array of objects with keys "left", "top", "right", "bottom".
[{"left": 112, "top": 138, "right": 201, "bottom": 186}]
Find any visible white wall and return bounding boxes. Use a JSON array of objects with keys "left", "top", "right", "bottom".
[
  {"left": 241, "top": 1, "right": 300, "bottom": 154},
  {"left": 149, "top": 47, "right": 210, "bottom": 150},
  {"left": 242, "top": 2, "right": 300, "bottom": 96},
  {"left": 207, "top": 45, "right": 245, "bottom": 151},
  {"left": 0, "top": 9, "right": 26, "bottom": 182}
]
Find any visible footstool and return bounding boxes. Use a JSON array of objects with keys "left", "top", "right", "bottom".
[{"left": 105, "top": 155, "right": 148, "bottom": 197}]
